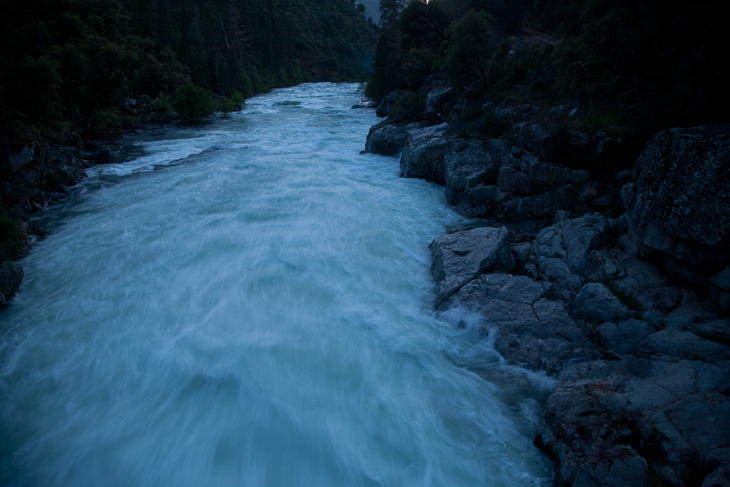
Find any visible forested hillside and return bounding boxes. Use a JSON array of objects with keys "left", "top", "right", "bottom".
[
  {"left": 368, "top": 0, "right": 729, "bottom": 142},
  {"left": 0, "top": 0, "right": 378, "bottom": 141}
]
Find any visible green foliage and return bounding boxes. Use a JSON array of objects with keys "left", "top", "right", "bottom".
[
  {"left": 367, "top": 0, "right": 729, "bottom": 144},
  {"left": 0, "top": 0, "right": 378, "bottom": 141},
  {"left": 174, "top": 83, "right": 213, "bottom": 122},
  {"left": 440, "top": 11, "right": 497, "bottom": 91},
  {"left": 217, "top": 97, "right": 235, "bottom": 118},
  {"left": 150, "top": 93, "right": 173, "bottom": 115},
  {"left": 230, "top": 91, "right": 246, "bottom": 112},
  {"left": 0, "top": 208, "right": 25, "bottom": 261},
  {"left": 389, "top": 90, "right": 425, "bottom": 123},
  {"left": 89, "top": 107, "right": 123, "bottom": 138}
]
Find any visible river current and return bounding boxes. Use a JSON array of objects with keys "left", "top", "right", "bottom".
[{"left": 1, "top": 83, "right": 552, "bottom": 486}]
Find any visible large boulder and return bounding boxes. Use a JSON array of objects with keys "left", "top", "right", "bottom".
[
  {"left": 364, "top": 120, "right": 423, "bottom": 156},
  {"left": 426, "top": 87, "right": 453, "bottom": 116},
  {"left": 623, "top": 125, "right": 730, "bottom": 271},
  {"left": 429, "top": 227, "right": 514, "bottom": 308},
  {"left": 399, "top": 123, "right": 451, "bottom": 184}
]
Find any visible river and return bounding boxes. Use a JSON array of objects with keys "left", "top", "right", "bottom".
[{"left": 0, "top": 83, "right": 552, "bottom": 486}]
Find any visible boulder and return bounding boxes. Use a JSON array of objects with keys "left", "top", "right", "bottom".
[
  {"left": 438, "top": 274, "right": 595, "bottom": 373},
  {"left": 624, "top": 125, "right": 730, "bottom": 270},
  {"left": 529, "top": 160, "right": 571, "bottom": 191},
  {"left": 425, "top": 87, "right": 453, "bottom": 116},
  {"left": 364, "top": 120, "right": 422, "bottom": 156},
  {"left": 497, "top": 164, "right": 531, "bottom": 193},
  {"left": 375, "top": 91, "right": 398, "bottom": 118},
  {"left": 443, "top": 140, "right": 490, "bottom": 204},
  {"left": 429, "top": 227, "right": 514, "bottom": 308},
  {"left": 702, "top": 463, "right": 730, "bottom": 487},
  {"left": 8, "top": 145, "right": 39, "bottom": 171},
  {"left": 399, "top": 123, "right": 451, "bottom": 184},
  {"left": 92, "top": 146, "right": 122, "bottom": 165},
  {"left": 513, "top": 122, "right": 557, "bottom": 160}
]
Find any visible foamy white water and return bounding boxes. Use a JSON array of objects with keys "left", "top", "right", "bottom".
[{"left": 0, "top": 83, "right": 552, "bottom": 486}]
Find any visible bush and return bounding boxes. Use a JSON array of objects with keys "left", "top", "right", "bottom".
[
  {"left": 217, "top": 97, "right": 236, "bottom": 118},
  {"left": 150, "top": 93, "right": 173, "bottom": 115},
  {"left": 230, "top": 91, "right": 245, "bottom": 111},
  {"left": 174, "top": 83, "right": 213, "bottom": 122},
  {"left": 389, "top": 90, "right": 425, "bottom": 123}
]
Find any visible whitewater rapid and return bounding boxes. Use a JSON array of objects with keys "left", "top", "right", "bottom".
[{"left": 0, "top": 83, "right": 552, "bottom": 486}]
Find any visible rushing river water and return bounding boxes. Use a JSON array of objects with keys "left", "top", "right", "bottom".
[{"left": 1, "top": 83, "right": 552, "bottom": 486}]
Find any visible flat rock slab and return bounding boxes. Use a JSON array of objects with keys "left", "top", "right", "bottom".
[{"left": 429, "top": 227, "right": 513, "bottom": 308}]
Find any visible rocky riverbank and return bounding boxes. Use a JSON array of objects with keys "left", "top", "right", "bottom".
[
  {"left": 0, "top": 139, "right": 126, "bottom": 308},
  {"left": 364, "top": 104, "right": 730, "bottom": 486}
]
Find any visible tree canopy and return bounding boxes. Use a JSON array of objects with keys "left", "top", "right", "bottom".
[{"left": 0, "top": 0, "right": 378, "bottom": 141}]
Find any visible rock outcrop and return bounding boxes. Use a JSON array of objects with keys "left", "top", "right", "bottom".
[
  {"left": 622, "top": 125, "right": 730, "bottom": 308},
  {"left": 367, "top": 102, "right": 730, "bottom": 486},
  {"left": 430, "top": 212, "right": 730, "bottom": 487},
  {"left": 1, "top": 140, "right": 118, "bottom": 309}
]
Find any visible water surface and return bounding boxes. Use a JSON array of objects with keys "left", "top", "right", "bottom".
[{"left": 0, "top": 83, "right": 552, "bottom": 486}]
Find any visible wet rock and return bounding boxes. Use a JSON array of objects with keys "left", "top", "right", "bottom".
[
  {"left": 462, "top": 185, "right": 500, "bottom": 217},
  {"left": 364, "top": 120, "right": 423, "bottom": 156},
  {"left": 429, "top": 227, "right": 514, "bottom": 308},
  {"left": 91, "top": 146, "right": 122, "bottom": 165},
  {"left": 439, "top": 274, "right": 595, "bottom": 373},
  {"left": 0, "top": 260, "right": 24, "bottom": 309}
]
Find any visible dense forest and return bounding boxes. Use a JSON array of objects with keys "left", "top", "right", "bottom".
[
  {"left": 0, "top": 0, "right": 378, "bottom": 142},
  {"left": 368, "top": 0, "right": 729, "bottom": 142}
]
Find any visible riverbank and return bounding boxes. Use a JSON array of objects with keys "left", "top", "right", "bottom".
[
  {"left": 364, "top": 107, "right": 730, "bottom": 486},
  {"left": 0, "top": 112, "right": 219, "bottom": 308}
]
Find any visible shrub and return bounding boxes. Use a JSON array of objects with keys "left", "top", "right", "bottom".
[
  {"left": 230, "top": 91, "right": 245, "bottom": 111},
  {"left": 217, "top": 97, "right": 236, "bottom": 118},
  {"left": 389, "top": 90, "right": 425, "bottom": 123},
  {"left": 150, "top": 93, "right": 173, "bottom": 115},
  {"left": 174, "top": 83, "right": 213, "bottom": 122}
]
